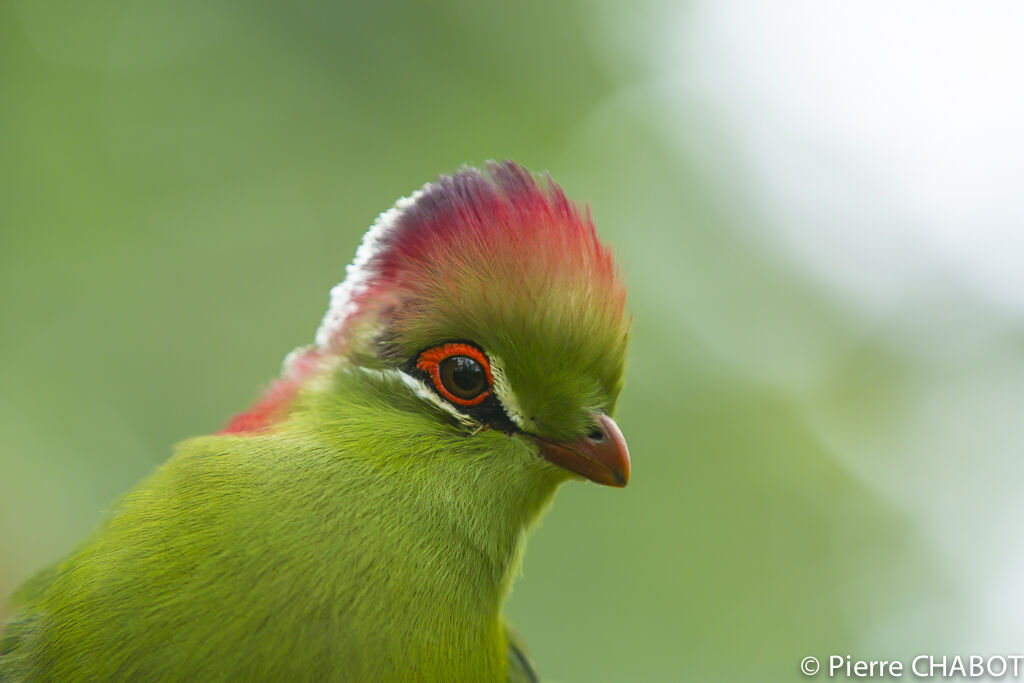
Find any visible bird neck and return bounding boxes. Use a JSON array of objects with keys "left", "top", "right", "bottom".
[{"left": 287, "top": 366, "right": 567, "bottom": 656}]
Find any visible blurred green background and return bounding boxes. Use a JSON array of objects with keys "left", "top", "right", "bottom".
[{"left": 3, "top": 1, "right": 1023, "bottom": 681}]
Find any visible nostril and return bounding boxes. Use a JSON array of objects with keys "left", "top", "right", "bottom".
[{"left": 586, "top": 426, "right": 605, "bottom": 442}]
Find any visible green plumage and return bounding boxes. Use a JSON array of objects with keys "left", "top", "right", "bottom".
[
  {"left": 0, "top": 163, "right": 628, "bottom": 681},
  {"left": 2, "top": 370, "right": 564, "bottom": 680}
]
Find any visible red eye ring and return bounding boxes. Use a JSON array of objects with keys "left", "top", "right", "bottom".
[{"left": 416, "top": 343, "right": 493, "bottom": 406}]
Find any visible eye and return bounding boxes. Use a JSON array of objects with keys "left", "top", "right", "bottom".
[
  {"left": 439, "top": 356, "right": 486, "bottom": 400},
  {"left": 415, "top": 342, "right": 493, "bottom": 406}
]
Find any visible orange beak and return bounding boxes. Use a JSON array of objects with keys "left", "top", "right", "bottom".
[{"left": 531, "top": 414, "right": 630, "bottom": 487}]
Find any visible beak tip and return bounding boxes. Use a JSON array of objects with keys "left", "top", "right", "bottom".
[
  {"left": 533, "top": 414, "right": 631, "bottom": 488},
  {"left": 608, "top": 465, "right": 629, "bottom": 488}
]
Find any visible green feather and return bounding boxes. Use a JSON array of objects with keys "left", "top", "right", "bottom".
[
  {"left": 1, "top": 366, "right": 569, "bottom": 681},
  {"left": 1, "top": 163, "right": 629, "bottom": 681}
]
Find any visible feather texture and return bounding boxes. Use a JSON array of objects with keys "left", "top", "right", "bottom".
[
  {"left": 2, "top": 369, "right": 566, "bottom": 680},
  {"left": 0, "top": 162, "right": 630, "bottom": 681}
]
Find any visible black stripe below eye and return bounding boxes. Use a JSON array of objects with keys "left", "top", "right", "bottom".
[
  {"left": 467, "top": 393, "right": 519, "bottom": 434},
  {"left": 401, "top": 358, "right": 519, "bottom": 434}
]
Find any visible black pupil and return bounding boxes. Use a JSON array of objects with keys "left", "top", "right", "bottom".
[{"left": 440, "top": 356, "right": 485, "bottom": 398}]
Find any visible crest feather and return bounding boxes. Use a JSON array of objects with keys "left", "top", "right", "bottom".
[
  {"left": 316, "top": 161, "right": 624, "bottom": 355},
  {"left": 225, "top": 161, "right": 628, "bottom": 435}
]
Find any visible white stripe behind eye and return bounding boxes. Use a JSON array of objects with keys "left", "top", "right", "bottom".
[{"left": 357, "top": 366, "right": 477, "bottom": 427}]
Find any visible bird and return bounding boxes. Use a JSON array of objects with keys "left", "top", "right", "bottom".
[{"left": 0, "top": 161, "right": 631, "bottom": 682}]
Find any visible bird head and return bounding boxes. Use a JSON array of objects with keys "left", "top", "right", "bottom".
[{"left": 225, "top": 162, "right": 630, "bottom": 487}]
